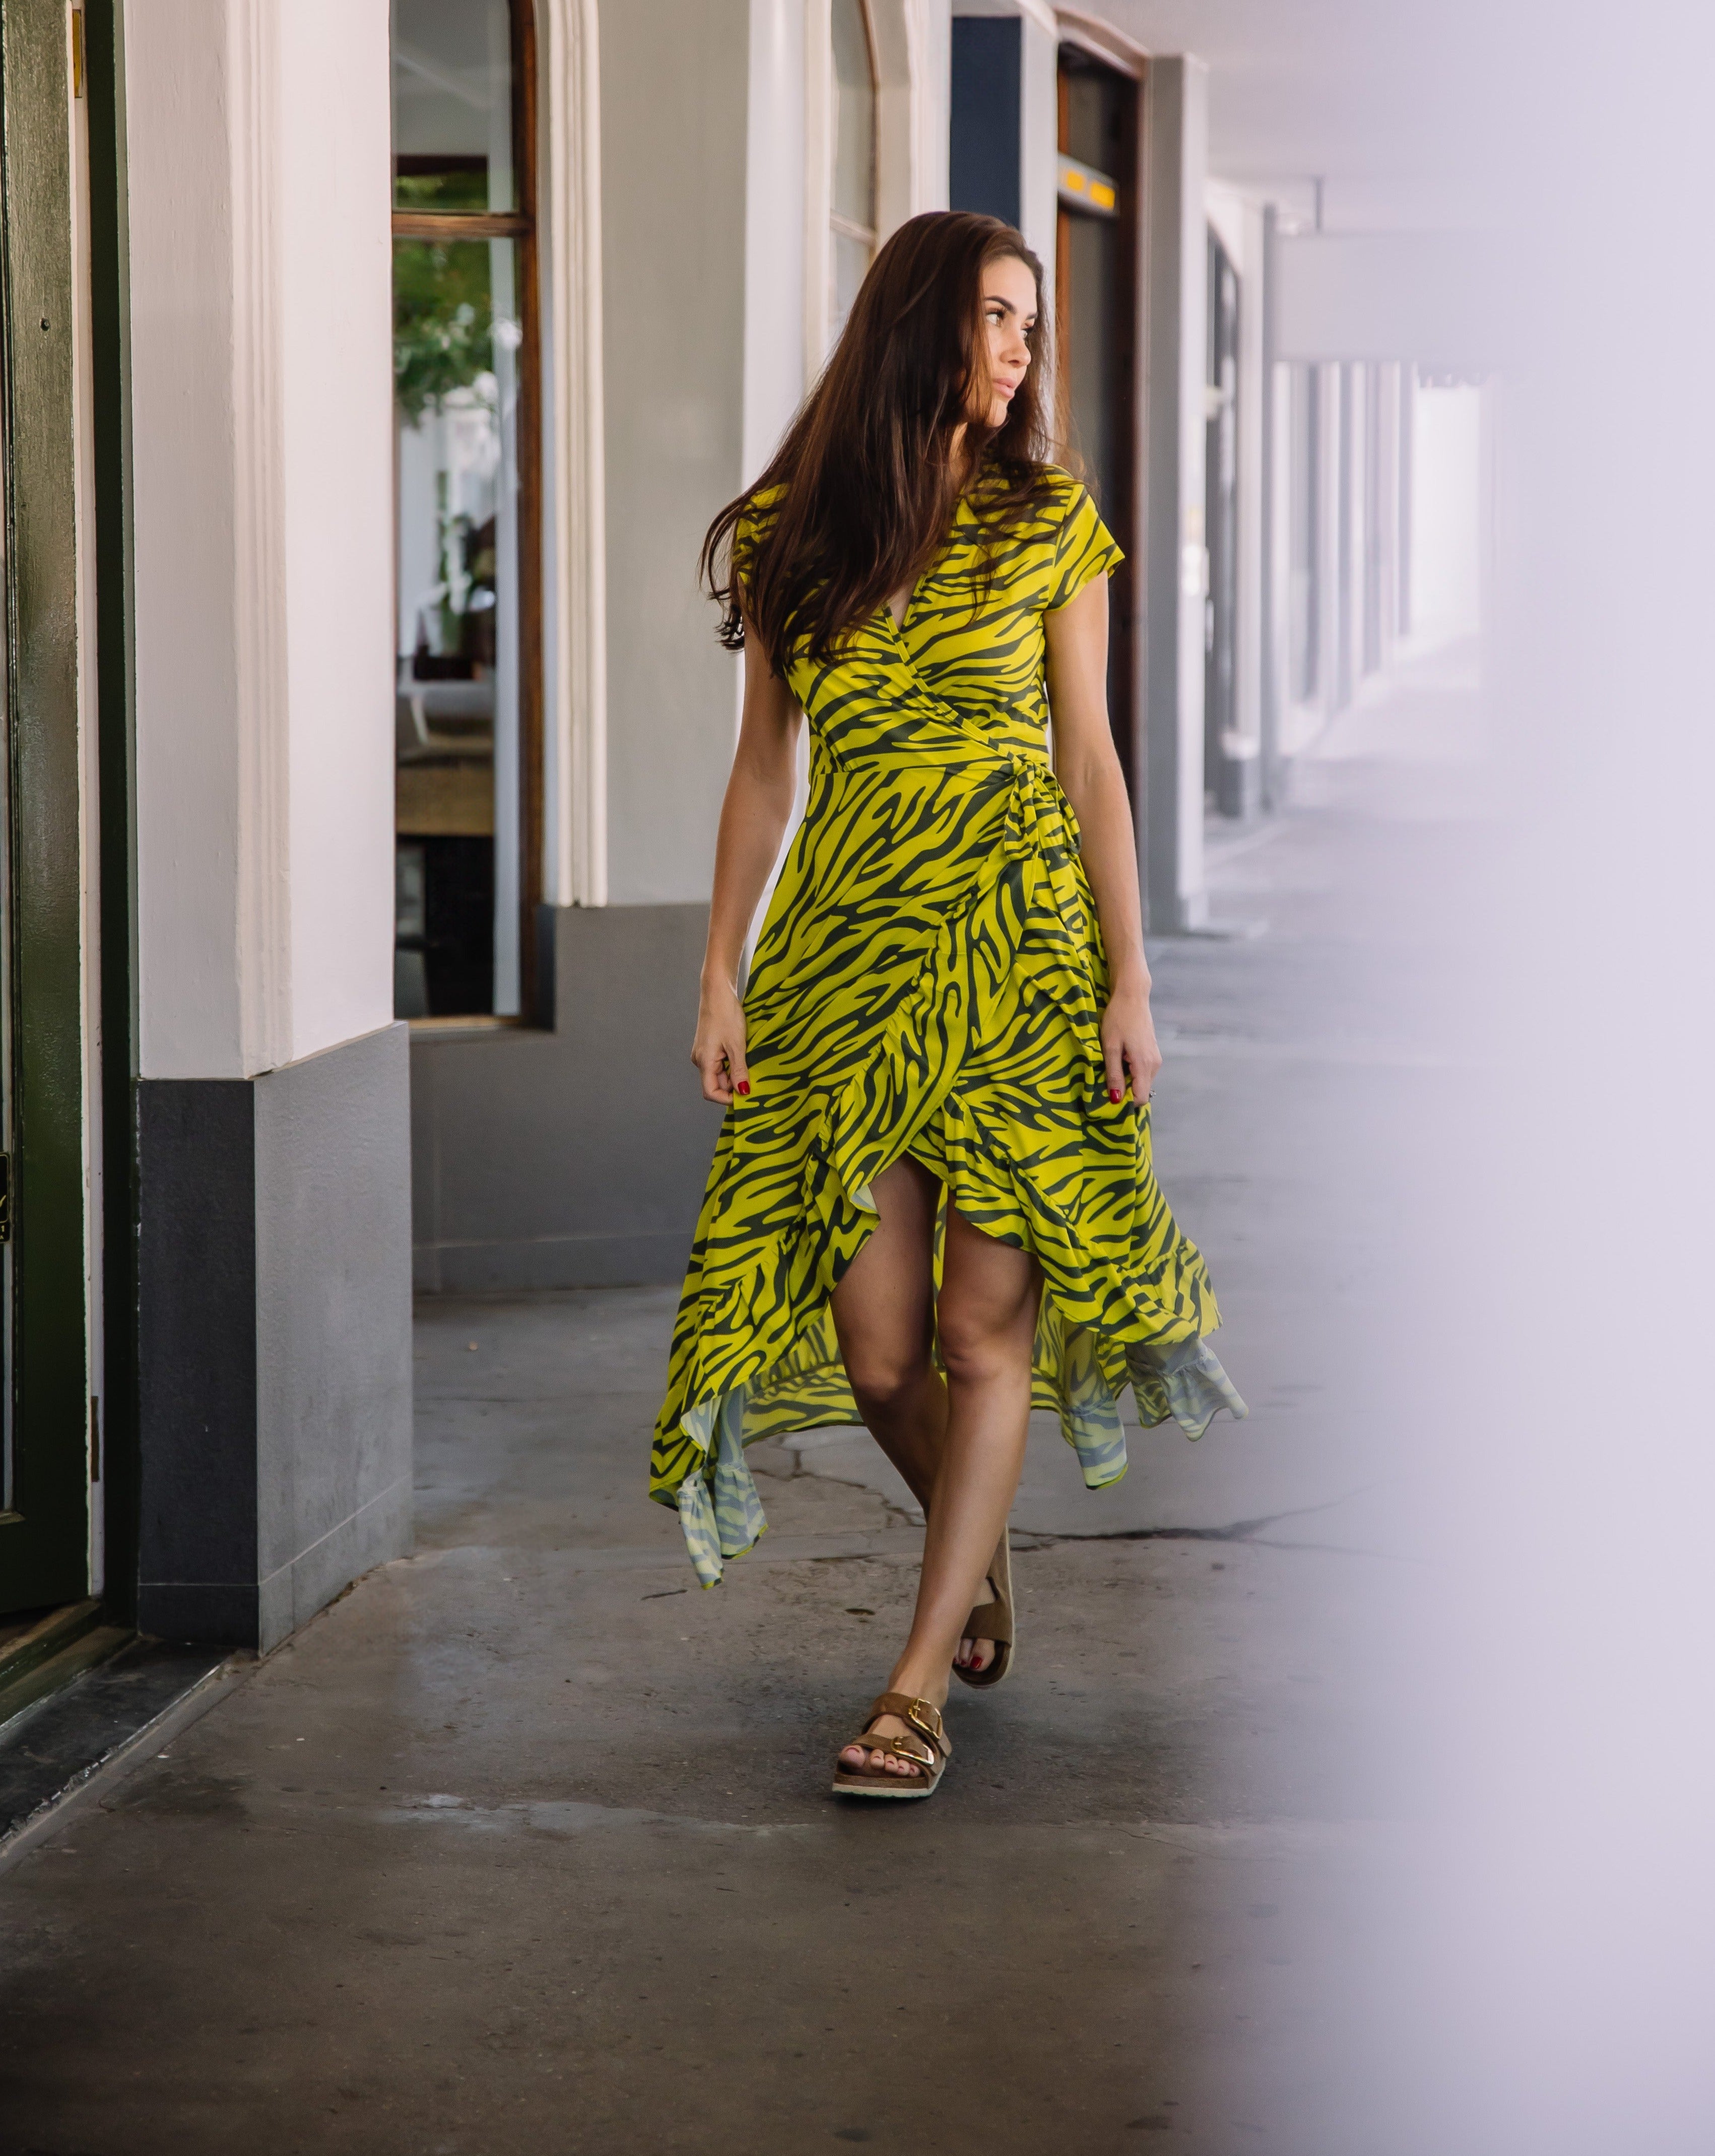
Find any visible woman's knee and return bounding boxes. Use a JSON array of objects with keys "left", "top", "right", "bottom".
[
  {"left": 937, "top": 1309, "right": 1031, "bottom": 1389},
  {"left": 845, "top": 1348, "right": 935, "bottom": 1422}
]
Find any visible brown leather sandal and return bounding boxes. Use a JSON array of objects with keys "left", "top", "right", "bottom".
[
  {"left": 831, "top": 1692, "right": 952, "bottom": 1800},
  {"left": 952, "top": 1527, "right": 1014, "bottom": 1690}
]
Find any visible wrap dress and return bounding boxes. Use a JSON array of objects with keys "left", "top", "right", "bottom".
[{"left": 651, "top": 467, "right": 1245, "bottom": 1585}]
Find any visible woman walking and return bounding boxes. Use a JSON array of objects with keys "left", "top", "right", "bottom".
[{"left": 650, "top": 211, "right": 1244, "bottom": 1799}]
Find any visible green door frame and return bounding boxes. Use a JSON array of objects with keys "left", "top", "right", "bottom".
[{"left": 0, "top": 0, "right": 93, "bottom": 1613}]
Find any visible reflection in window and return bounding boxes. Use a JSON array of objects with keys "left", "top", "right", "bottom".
[
  {"left": 390, "top": 0, "right": 537, "bottom": 1021},
  {"left": 830, "top": 0, "right": 878, "bottom": 334}
]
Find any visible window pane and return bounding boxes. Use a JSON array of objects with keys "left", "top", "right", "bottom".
[
  {"left": 393, "top": 236, "right": 523, "bottom": 1018},
  {"left": 831, "top": 0, "right": 876, "bottom": 231},
  {"left": 391, "top": 0, "right": 515, "bottom": 213}
]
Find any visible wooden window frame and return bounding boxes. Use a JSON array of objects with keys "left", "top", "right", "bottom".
[{"left": 391, "top": 0, "right": 545, "bottom": 1029}]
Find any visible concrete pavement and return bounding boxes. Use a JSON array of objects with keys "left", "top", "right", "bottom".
[{"left": 0, "top": 646, "right": 1478, "bottom": 2154}]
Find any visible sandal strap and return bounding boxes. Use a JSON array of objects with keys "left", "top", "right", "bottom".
[
  {"left": 869, "top": 1692, "right": 949, "bottom": 1756},
  {"left": 961, "top": 1599, "right": 1014, "bottom": 1646}
]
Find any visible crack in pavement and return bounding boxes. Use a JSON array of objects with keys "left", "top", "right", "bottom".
[{"left": 1009, "top": 1485, "right": 1389, "bottom": 1553}]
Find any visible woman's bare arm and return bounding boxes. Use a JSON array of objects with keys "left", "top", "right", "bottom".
[
  {"left": 1043, "top": 573, "right": 1161, "bottom": 1104},
  {"left": 692, "top": 627, "right": 803, "bottom": 1102}
]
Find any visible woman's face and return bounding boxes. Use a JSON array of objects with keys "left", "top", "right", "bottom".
[{"left": 972, "top": 252, "right": 1037, "bottom": 428}]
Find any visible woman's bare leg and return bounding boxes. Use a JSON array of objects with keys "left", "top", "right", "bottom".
[
  {"left": 829, "top": 1159, "right": 1007, "bottom": 1696},
  {"left": 837, "top": 1199, "right": 1041, "bottom": 1780},
  {"left": 828, "top": 1154, "right": 948, "bottom": 1509}
]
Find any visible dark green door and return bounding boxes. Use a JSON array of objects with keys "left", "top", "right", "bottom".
[{"left": 0, "top": 0, "right": 92, "bottom": 1614}]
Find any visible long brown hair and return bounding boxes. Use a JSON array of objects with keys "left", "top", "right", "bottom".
[{"left": 701, "top": 211, "right": 1052, "bottom": 668}]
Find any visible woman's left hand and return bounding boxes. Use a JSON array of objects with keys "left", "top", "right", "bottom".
[{"left": 1100, "top": 976, "right": 1162, "bottom": 1104}]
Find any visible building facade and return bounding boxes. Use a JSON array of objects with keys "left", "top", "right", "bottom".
[{"left": 0, "top": 0, "right": 1477, "bottom": 1660}]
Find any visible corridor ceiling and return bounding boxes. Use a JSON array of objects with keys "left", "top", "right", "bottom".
[{"left": 1098, "top": 0, "right": 1494, "bottom": 231}]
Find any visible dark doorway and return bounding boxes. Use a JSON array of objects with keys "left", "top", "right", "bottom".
[{"left": 1056, "top": 43, "right": 1140, "bottom": 797}]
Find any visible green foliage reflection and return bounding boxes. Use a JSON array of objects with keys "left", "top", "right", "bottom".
[{"left": 393, "top": 240, "right": 493, "bottom": 424}]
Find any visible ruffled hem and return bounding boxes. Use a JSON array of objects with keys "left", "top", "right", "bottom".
[{"left": 663, "top": 1311, "right": 1246, "bottom": 1588}]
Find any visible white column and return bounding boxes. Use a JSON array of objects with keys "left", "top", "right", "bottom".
[
  {"left": 540, "top": 0, "right": 609, "bottom": 908},
  {"left": 1139, "top": 56, "right": 1209, "bottom": 932},
  {"left": 128, "top": 0, "right": 395, "bottom": 1078},
  {"left": 745, "top": 0, "right": 810, "bottom": 474},
  {"left": 1232, "top": 194, "right": 1267, "bottom": 808},
  {"left": 1016, "top": 12, "right": 1057, "bottom": 278}
]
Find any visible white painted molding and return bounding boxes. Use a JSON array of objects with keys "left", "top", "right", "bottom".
[
  {"left": 955, "top": 0, "right": 1058, "bottom": 42},
  {"left": 541, "top": 0, "right": 609, "bottom": 907},
  {"left": 907, "top": 0, "right": 952, "bottom": 214},
  {"left": 1056, "top": 7, "right": 1148, "bottom": 75},
  {"left": 870, "top": 0, "right": 915, "bottom": 234},
  {"left": 802, "top": 0, "right": 834, "bottom": 383},
  {"left": 229, "top": 0, "right": 292, "bottom": 1071}
]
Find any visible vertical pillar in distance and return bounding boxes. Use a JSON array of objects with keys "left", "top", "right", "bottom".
[{"left": 1139, "top": 55, "right": 1209, "bottom": 931}]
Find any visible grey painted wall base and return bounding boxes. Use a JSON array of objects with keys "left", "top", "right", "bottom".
[
  {"left": 136, "top": 1023, "right": 414, "bottom": 1651},
  {"left": 411, "top": 905, "right": 723, "bottom": 1295}
]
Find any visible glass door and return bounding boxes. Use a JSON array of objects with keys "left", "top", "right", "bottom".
[{"left": 0, "top": 0, "right": 94, "bottom": 1614}]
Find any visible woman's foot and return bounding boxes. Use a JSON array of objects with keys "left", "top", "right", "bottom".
[
  {"left": 954, "top": 1577, "right": 1002, "bottom": 1675},
  {"left": 838, "top": 1694, "right": 948, "bottom": 1781}
]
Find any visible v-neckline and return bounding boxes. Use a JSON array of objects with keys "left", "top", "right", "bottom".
[{"left": 884, "top": 488, "right": 979, "bottom": 640}]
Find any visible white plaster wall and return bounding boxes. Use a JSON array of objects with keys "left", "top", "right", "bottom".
[
  {"left": 128, "top": 0, "right": 395, "bottom": 1079},
  {"left": 1407, "top": 378, "right": 1482, "bottom": 645},
  {"left": 744, "top": 0, "right": 809, "bottom": 481},
  {"left": 277, "top": 0, "right": 397, "bottom": 1062},
  {"left": 1017, "top": 13, "right": 1057, "bottom": 280},
  {"left": 128, "top": 0, "right": 250, "bottom": 1078},
  {"left": 1276, "top": 230, "right": 1498, "bottom": 371},
  {"left": 910, "top": 0, "right": 952, "bottom": 216},
  {"left": 599, "top": 0, "right": 750, "bottom": 906}
]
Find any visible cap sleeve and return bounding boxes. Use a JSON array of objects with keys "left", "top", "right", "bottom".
[
  {"left": 1045, "top": 481, "right": 1123, "bottom": 611},
  {"left": 731, "top": 485, "right": 784, "bottom": 606}
]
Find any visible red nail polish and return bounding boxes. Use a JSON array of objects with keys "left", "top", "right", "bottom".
[
  {"left": 1108, "top": 1087, "right": 1121, "bottom": 1103},
  {"left": 737, "top": 1080, "right": 750, "bottom": 1095}
]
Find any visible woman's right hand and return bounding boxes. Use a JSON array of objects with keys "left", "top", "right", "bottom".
[{"left": 692, "top": 975, "right": 751, "bottom": 1104}]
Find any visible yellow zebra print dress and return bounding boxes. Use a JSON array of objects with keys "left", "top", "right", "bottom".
[{"left": 652, "top": 466, "right": 1245, "bottom": 1584}]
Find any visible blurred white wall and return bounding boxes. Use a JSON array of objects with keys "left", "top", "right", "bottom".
[
  {"left": 1407, "top": 380, "right": 1482, "bottom": 648},
  {"left": 598, "top": 0, "right": 750, "bottom": 906}
]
